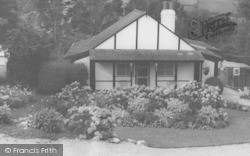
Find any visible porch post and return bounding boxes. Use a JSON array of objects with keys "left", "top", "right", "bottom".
[
  {"left": 113, "top": 62, "right": 116, "bottom": 88},
  {"left": 175, "top": 63, "right": 178, "bottom": 89},
  {"left": 90, "top": 60, "right": 96, "bottom": 90},
  {"left": 130, "top": 62, "right": 133, "bottom": 86},
  {"left": 214, "top": 61, "right": 219, "bottom": 77},
  {"left": 155, "top": 62, "right": 158, "bottom": 87},
  {"left": 194, "top": 62, "right": 201, "bottom": 82}
]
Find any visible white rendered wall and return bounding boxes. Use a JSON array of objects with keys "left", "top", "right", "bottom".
[
  {"left": 95, "top": 36, "right": 115, "bottom": 49},
  {"left": 138, "top": 16, "right": 158, "bottom": 49},
  {"left": 202, "top": 59, "right": 215, "bottom": 83},
  {"left": 95, "top": 62, "right": 113, "bottom": 90},
  {"left": 159, "top": 25, "right": 179, "bottom": 50},
  {"left": 180, "top": 40, "right": 195, "bottom": 51},
  {"left": 116, "top": 22, "right": 136, "bottom": 49},
  {"left": 177, "top": 63, "right": 194, "bottom": 88}
]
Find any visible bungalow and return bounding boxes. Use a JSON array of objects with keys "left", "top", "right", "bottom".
[{"left": 65, "top": 1, "right": 222, "bottom": 90}]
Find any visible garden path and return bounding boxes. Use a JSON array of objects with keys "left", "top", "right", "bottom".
[
  {"left": 222, "top": 87, "right": 250, "bottom": 106},
  {"left": 0, "top": 135, "right": 250, "bottom": 156}
]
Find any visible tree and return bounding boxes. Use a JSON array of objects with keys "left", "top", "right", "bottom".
[
  {"left": 6, "top": 24, "right": 52, "bottom": 86},
  {"left": 67, "top": 0, "right": 123, "bottom": 36},
  {"left": 0, "top": 0, "right": 18, "bottom": 43}
]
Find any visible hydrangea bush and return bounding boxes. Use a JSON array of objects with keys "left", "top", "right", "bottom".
[
  {"left": 0, "top": 85, "right": 33, "bottom": 109},
  {"left": 66, "top": 106, "right": 116, "bottom": 140},
  {"left": 39, "top": 81, "right": 232, "bottom": 138},
  {"left": 44, "top": 82, "right": 92, "bottom": 116},
  {"left": 31, "top": 108, "right": 65, "bottom": 133}
]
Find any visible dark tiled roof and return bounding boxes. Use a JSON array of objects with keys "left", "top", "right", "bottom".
[
  {"left": 90, "top": 49, "right": 204, "bottom": 61},
  {"left": 65, "top": 9, "right": 146, "bottom": 60}
]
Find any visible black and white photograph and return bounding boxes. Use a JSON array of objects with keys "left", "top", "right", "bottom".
[{"left": 0, "top": 0, "right": 249, "bottom": 155}]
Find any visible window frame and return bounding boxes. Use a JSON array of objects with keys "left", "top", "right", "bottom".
[
  {"left": 116, "top": 62, "right": 131, "bottom": 77},
  {"left": 157, "top": 63, "right": 175, "bottom": 77}
]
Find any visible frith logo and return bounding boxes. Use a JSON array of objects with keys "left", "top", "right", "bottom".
[{"left": 188, "top": 13, "right": 237, "bottom": 40}]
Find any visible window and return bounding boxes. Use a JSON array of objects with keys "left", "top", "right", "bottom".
[
  {"left": 116, "top": 63, "right": 131, "bottom": 76},
  {"left": 157, "top": 63, "right": 174, "bottom": 76}
]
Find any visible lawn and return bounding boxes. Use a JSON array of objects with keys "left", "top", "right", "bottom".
[{"left": 116, "top": 108, "right": 250, "bottom": 148}]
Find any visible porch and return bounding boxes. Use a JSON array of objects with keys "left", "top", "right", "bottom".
[{"left": 89, "top": 49, "right": 204, "bottom": 90}]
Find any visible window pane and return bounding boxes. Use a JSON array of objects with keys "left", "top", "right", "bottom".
[
  {"left": 116, "top": 63, "right": 130, "bottom": 76},
  {"left": 157, "top": 63, "right": 174, "bottom": 76}
]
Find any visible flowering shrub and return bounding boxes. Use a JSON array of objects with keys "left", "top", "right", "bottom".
[
  {"left": 44, "top": 82, "right": 92, "bottom": 116},
  {"left": 41, "top": 81, "right": 230, "bottom": 131},
  {"left": 154, "top": 99, "right": 190, "bottom": 128},
  {"left": 205, "top": 77, "right": 224, "bottom": 94},
  {"left": 111, "top": 108, "right": 131, "bottom": 126},
  {"left": 92, "top": 89, "right": 129, "bottom": 109},
  {"left": 0, "top": 105, "right": 12, "bottom": 124},
  {"left": 32, "top": 108, "right": 65, "bottom": 133},
  {"left": 128, "top": 97, "right": 148, "bottom": 112},
  {"left": 195, "top": 106, "right": 228, "bottom": 130},
  {"left": 177, "top": 82, "right": 223, "bottom": 112},
  {"left": 0, "top": 85, "right": 33, "bottom": 109},
  {"left": 66, "top": 106, "right": 116, "bottom": 140},
  {"left": 93, "top": 85, "right": 177, "bottom": 110}
]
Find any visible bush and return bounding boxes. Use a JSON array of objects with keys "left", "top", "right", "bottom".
[
  {"left": 38, "top": 60, "right": 88, "bottom": 94},
  {"left": 178, "top": 81, "right": 224, "bottom": 111},
  {"left": 195, "top": 106, "right": 228, "bottom": 129},
  {"left": 0, "top": 85, "right": 33, "bottom": 109},
  {"left": 66, "top": 106, "right": 116, "bottom": 140},
  {"left": 67, "top": 63, "right": 88, "bottom": 86},
  {"left": 205, "top": 77, "right": 224, "bottom": 94},
  {"left": 32, "top": 109, "right": 65, "bottom": 133},
  {"left": 44, "top": 82, "right": 92, "bottom": 116},
  {"left": 0, "top": 105, "right": 12, "bottom": 124},
  {"left": 38, "top": 60, "right": 68, "bottom": 94},
  {"left": 154, "top": 99, "right": 191, "bottom": 129}
]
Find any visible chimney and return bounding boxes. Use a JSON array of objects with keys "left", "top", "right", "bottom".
[{"left": 161, "top": 0, "right": 176, "bottom": 32}]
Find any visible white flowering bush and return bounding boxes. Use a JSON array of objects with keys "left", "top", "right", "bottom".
[
  {"left": 128, "top": 97, "right": 148, "bottom": 112},
  {"left": 177, "top": 82, "right": 224, "bottom": 112},
  {"left": 154, "top": 99, "right": 190, "bottom": 128},
  {"left": 0, "top": 85, "right": 33, "bottom": 109},
  {"left": 66, "top": 106, "right": 116, "bottom": 140},
  {"left": 195, "top": 106, "right": 228, "bottom": 130},
  {"left": 44, "top": 82, "right": 92, "bottom": 116},
  {"left": 0, "top": 105, "right": 12, "bottom": 124},
  {"left": 32, "top": 108, "right": 65, "bottom": 133}
]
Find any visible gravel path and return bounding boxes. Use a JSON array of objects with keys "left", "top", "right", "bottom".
[{"left": 0, "top": 134, "right": 250, "bottom": 156}]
